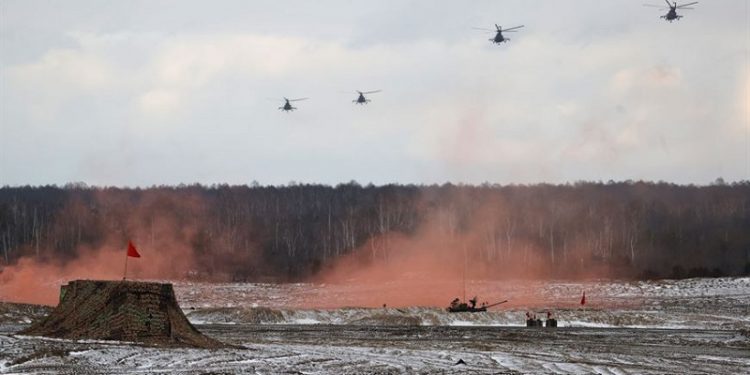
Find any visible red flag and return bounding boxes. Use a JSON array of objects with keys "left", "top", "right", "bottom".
[
  {"left": 580, "top": 291, "right": 586, "bottom": 305},
  {"left": 127, "top": 241, "right": 141, "bottom": 258}
]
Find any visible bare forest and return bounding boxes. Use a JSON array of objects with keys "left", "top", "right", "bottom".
[{"left": 1, "top": 181, "right": 749, "bottom": 282}]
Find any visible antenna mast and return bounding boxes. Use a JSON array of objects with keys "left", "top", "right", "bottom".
[{"left": 462, "top": 244, "right": 467, "bottom": 302}]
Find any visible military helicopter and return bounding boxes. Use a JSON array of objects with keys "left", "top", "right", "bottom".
[
  {"left": 644, "top": 1, "right": 698, "bottom": 22},
  {"left": 276, "top": 97, "right": 308, "bottom": 112},
  {"left": 473, "top": 24, "right": 524, "bottom": 44},
  {"left": 352, "top": 90, "right": 381, "bottom": 104}
]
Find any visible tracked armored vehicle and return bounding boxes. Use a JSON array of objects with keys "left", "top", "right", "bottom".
[{"left": 447, "top": 297, "right": 508, "bottom": 313}]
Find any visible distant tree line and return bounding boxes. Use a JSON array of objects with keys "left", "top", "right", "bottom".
[{"left": 1, "top": 181, "right": 749, "bottom": 280}]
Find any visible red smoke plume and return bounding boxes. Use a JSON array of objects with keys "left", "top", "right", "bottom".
[
  {"left": 314, "top": 193, "right": 615, "bottom": 308},
  {"left": 0, "top": 191, "right": 201, "bottom": 305},
  {"left": 0, "top": 243, "right": 194, "bottom": 305}
]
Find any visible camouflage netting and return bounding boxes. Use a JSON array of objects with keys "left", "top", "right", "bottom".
[{"left": 21, "top": 280, "right": 225, "bottom": 348}]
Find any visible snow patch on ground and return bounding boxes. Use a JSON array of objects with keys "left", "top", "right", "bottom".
[
  {"left": 1, "top": 277, "right": 748, "bottom": 374},
  {"left": 175, "top": 277, "right": 750, "bottom": 330}
]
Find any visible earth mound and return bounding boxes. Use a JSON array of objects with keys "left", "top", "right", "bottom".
[{"left": 21, "top": 280, "right": 225, "bottom": 348}]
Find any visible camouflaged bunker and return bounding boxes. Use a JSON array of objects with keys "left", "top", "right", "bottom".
[{"left": 21, "top": 280, "right": 224, "bottom": 348}]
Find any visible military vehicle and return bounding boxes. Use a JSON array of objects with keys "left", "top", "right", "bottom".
[
  {"left": 447, "top": 297, "right": 508, "bottom": 313},
  {"left": 473, "top": 24, "right": 524, "bottom": 44}
]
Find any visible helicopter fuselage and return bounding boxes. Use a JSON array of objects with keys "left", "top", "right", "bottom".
[
  {"left": 280, "top": 101, "right": 295, "bottom": 111},
  {"left": 662, "top": 9, "right": 681, "bottom": 21},
  {"left": 355, "top": 93, "right": 369, "bottom": 104},
  {"left": 492, "top": 32, "right": 507, "bottom": 44}
]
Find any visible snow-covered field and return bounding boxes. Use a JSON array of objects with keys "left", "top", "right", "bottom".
[
  {"left": 177, "top": 277, "right": 750, "bottom": 330},
  {"left": 1, "top": 277, "right": 748, "bottom": 374}
]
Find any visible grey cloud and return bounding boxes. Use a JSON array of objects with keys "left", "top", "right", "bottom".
[{"left": 1, "top": 0, "right": 747, "bottom": 186}]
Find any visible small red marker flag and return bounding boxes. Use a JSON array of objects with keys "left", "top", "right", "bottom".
[
  {"left": 127, "top": 241, "right": 141, "bottom": 258},
  {"left": 580, "top": 291, "right": 586, "bottom": 306}
]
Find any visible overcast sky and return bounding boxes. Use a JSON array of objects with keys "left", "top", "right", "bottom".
[{"left": 1, "top": 0, "right": 748, "bottom": 187}]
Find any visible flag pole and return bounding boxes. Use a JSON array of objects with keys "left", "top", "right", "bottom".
[{"left": 123, "top": 247, "right": 128, "bottom": 280}]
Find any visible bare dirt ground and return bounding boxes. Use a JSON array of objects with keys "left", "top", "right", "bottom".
[
  {"left": 1, "top": 277, "right": 749, "bottom": 374},
  {"left": 1, "top": 323, "right": 748, "bottom": 374}
]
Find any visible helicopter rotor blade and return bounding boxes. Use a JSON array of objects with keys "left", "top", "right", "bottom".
[
  {"left": 664, "top": 0, "right": 673, "bottom": 7},
  {"left": 676, "top": 2, "right": 698, "bottom": 8},
  {"left": 288, "top": 98, "right": 308, "bottom": 102},
  {"left": 642, "top": 4, "right": 667, "bottom": 8},
  {"left": 361, "top": 90, "right": 381, "bottom": 94},
  {"left": 502, "top": 25, "right": 524, "bottom": 32},
  {"left": 472, "top": 27, "right": 496, "bottom": 32}
]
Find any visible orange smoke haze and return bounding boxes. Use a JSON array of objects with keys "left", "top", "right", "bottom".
[
  {"left": 314, "top": 224, "right": 543, "bottom": 307},
  {"left": 0, "top": 243, "right": 194, "bottom": 305},
  {"left": 0, "top": 191, "right": 202, "bottom": 306},
  {"left": 1, "top": 187, "right": 620, "bottom": 308},
  {"left": 314, "top": 194, "right": 614, "bottom": 308}
]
